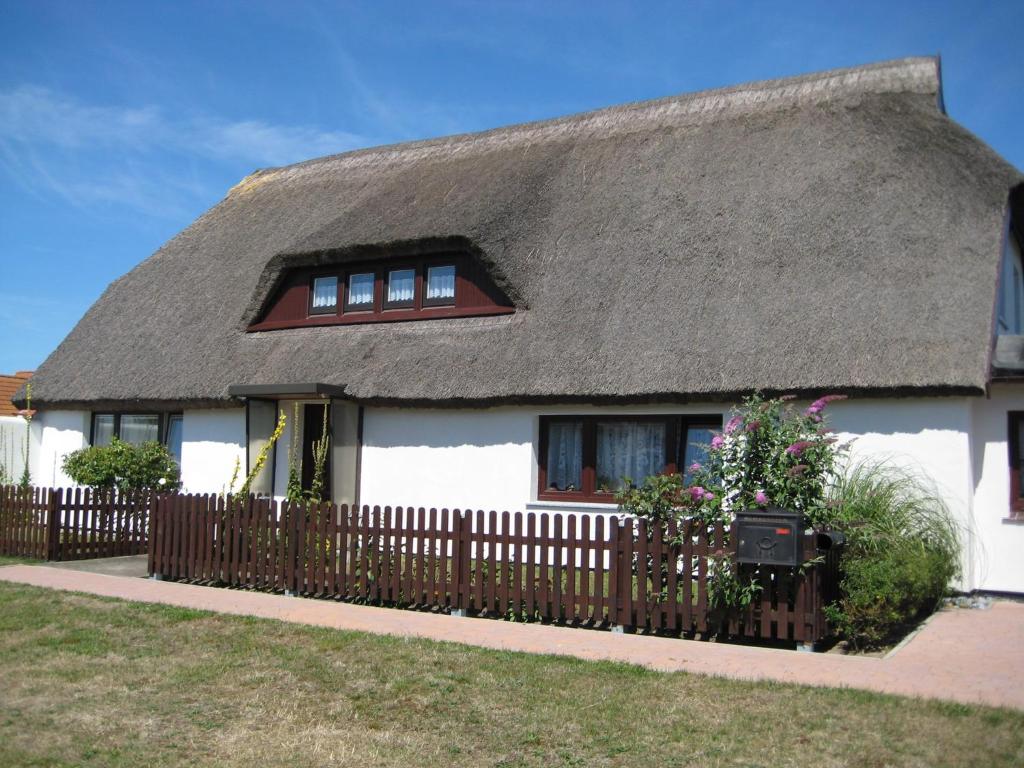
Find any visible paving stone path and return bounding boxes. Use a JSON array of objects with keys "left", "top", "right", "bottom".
[{"left": 1, "top": 564, "right": 1021, "bottom": 710}]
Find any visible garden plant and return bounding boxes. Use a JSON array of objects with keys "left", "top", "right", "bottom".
[{"left": 618, "top": 393, "right": 961, "bottom": 648}]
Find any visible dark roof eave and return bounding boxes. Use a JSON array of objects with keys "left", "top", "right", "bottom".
[{"left": 226, "top": 383, "right": 348, "bottom": 399}]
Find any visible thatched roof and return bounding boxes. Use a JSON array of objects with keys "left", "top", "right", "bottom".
[{"left": 25, "top": 57, "right": 1024, "bottom": 410}]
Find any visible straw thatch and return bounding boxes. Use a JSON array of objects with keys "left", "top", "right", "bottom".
[{"left": 23, "top": 57, "right": 1024, "bottom": 410}]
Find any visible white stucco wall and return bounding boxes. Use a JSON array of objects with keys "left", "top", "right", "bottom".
[
  {"left": 28, "top": 410, "right": 89, "bottom": 488},
  {"left": 967, "top": 384, "right": 1024, "bottom": 593},
  {"left": 0, "top": 415, "right": 28, "bottom": 485},
  {"left": 178, "top": 408, "right": 245, "bottom": 495},
  {"left": 24, "top": 395, "right": 1024, "bottom": 592}
]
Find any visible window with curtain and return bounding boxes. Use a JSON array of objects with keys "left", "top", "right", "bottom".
[
  {"left": 545, "top": 421, "right": 582, "bottom": 491},
  {"left": 92, "top": 414, "right": 115, "bottom": 446},
  {"left": 347, "top": 272, "right": 374, "bottom": 308},
  {"left": 425, "top": 265, "right": 456, "bottom": 304},
  {"left": 539, "top": 415, "right": 722, "bottom": 502},
  {"left": 596, "top": 421, "right": 665, "bottom": 492},
  {"left": 1008, "top": 412, "right": 1024, "bottom": 516},
  {"left": 683, "top": 425, "right": 716, "bottom": 481},
  {"left": 387, "top": 269, "right": 415, "bottom": 306},
  {"left": 310, "top": 276, "right": 338, "bottom": 313},
  {"left": 119, "top": 415, "right": 160, "bottom": 445},
  {"left": 165, "top": 414, "right": 183, "bottom": 464}
]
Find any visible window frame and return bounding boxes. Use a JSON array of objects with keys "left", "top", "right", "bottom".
[
  {"left": 164, "top": 413, "right": 184, "bottom": 463},
  {"left": 1008, "top": 412, "right": 1024, "bottom": 515},
  {"left": 90, "top": 412, "right": 165, "bottom": 447},
  {"left": 308, "top": 274, "right": 340, "bottom": 316},
  {"left": 422, "top": 264, "right": 458, "bottom": 307},
  {"left": 344, "top": 271, "right": 377, "bottom": 313},
  {"left": 383, "top": 266, "right": 418, "bottom": 310},
  {"left": 537, "top": 414, "right": 722, "bottom": 503}
]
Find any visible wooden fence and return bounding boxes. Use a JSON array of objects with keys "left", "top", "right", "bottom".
[
  {"left": 149, "top": 494, "right": 839, "bottom": 644},
  {"left": 0, "top": 485, "right": 151, "bottom": 561}
]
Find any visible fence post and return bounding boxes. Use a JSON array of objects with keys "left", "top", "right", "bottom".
[
  {"left": 45, "top": 488, "right": 62, "bottom": 561},
  {"left": 451, "top": 512, "right": 468, "bottom": 617}
]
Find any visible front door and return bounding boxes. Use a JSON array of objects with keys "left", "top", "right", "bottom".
[{"left": 301, "top": 403, "right": 330, "bottom": 499}]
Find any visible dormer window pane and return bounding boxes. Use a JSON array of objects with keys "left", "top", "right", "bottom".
[
  {"left": 426, "top": 265, "right": 456, "bottom": 303},
  {"left": 311, "top": 276, "right": 337, "bottom": 313},
  {"left": 347, "top": 273, "right": 374, "bottom": 307},
  {"left": 387, "top": 269, "right": 415, "bottom": 304}
]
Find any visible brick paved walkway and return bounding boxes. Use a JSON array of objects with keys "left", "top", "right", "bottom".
[{"left": 1, "top": 564, "right": 1020, "bottom": 710}]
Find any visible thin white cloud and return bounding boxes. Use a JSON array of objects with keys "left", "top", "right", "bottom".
[{"left": 0, "top": 85, "right": 370, "bottom": 215}]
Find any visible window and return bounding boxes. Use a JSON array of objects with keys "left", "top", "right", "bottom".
[
  {"left": 385, "top": 268, "right": 416, "bottom": 308},
  {"left": 538, "top": 415, "right": 721, "bottom": 502},
  {"left": 424, "top": 264, "right": 456, "bottom": 306},
  {"left": 346, "top": 272, "right": 374, "bottom": 309},
  {"left": 91, "top": 413, "right": 163, "bottom": 447},
  {"left": 165, "top": 414, "right": 183, "bottom": 464},
  {"left": 997, "top": 231, "right": 1024, "bottom": 335},
  {"left": 249, "top": 254, "right": 515, "bottom": 331},
  {"left": 1008, "top": 412, "right": 1024, "bottom": 515},
  {"left": 309, "top": 276, "right": 338, "bottom": 314}
]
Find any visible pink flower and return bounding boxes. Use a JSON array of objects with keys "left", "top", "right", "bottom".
[
  {"left": 805, "top": 394, "right": 847, "bottom": 417},
  {"left": 710, "top": 434, "right": 725, "bottom": 449},
  {"left": 703, "top": 491, "right": 714, "bottom": 501},
  {"left": 724, "top": 416, "right": 743, "bottom": 434},
  {"left": 745, "top": 420, "right": 760, "bottom": 432},
  {"left": 785, "top": 441, "right": 814, "bottom": 456},
  {"left": 688, "top": 462, "right": 702, "bottom": 473},
  {"left": 755, "top": 490, "right": 769, "bottom": 505},
  {"left": 689, "top": 486, "right": 706, "bottom": 501}
]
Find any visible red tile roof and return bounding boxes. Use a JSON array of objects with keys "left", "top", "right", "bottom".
[{"left": 0, "top": 372, "right": 32, "bottom": 417}]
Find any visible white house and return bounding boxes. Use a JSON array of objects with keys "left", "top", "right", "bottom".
[{"left": 18, "top": 57, "right": 1024, "bottom": 593}]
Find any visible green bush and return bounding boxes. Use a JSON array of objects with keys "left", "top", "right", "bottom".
[
  {"left": 823, "top": 461, "right": 960, "bottom": 649},
  {"left": 62, "top": 438, "right": 181, "bottom": 492}
]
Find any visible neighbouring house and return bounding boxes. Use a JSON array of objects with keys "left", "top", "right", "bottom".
[
  {"left": 0, "top": 371, "right": 32, "bottom": 484},
  {"left": 16, "top": 57, "right": 1024, "bottom": 594}
]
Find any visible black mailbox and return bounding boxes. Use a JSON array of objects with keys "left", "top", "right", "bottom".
[{"left": 735, "top": 508, "right": 803, "bottom": 567}]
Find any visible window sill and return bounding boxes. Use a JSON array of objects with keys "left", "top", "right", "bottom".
[
  {"left": 526, "top": 500, "right": 620, "bottom": 513},
  {"left": 1002, "top": 516, "right": 1024, "bottom": 525}
]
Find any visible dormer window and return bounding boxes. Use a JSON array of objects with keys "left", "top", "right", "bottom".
[
  {"left": 250, "top": 251, "right": 514, "bottom": 332},
  {"left": 997, "top": 229, "right": 1024, "bottom": 335},
  {"left": 385, "top": 268, "right": 416, "bottom": 309},
  {"left": 425, "top": 265, "right": 456, "bottom": 306},
  {"left": 310, "top": 276, "right": 338, "bottom": 314},
  {"left": 346, "top": 272, "right": 374, "bottom": 309}
]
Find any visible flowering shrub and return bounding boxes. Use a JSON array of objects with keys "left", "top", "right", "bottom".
[{"left": 619, "top": 393, "right": 846, "bottom": 527}]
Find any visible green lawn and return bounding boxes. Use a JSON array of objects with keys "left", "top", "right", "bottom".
[
  {"left": 0, "top": 582, "right": 1021, "bottom": 767},
  {"left": 0, "top": 554, "right": 39, "bottom": 566}
]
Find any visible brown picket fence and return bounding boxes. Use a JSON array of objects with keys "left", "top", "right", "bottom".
[
  {"left": 0, "top": 486, "right": 50, "bottom": 559},
  {"left": 149, "top": 494, "right": 839, "bottom": 644},
  {"left": 0, "top": 485, "right": 152, "bottom": 561}
]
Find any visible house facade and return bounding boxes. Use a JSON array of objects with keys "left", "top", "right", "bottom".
[{"left": 19, "top": 58, "right": 1024, "bottom": 594}]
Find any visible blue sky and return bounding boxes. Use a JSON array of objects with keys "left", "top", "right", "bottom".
[{"left": 1, "top": 1, "right": 1021, "bottom": 373}]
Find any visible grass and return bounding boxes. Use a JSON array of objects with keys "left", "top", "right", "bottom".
[
  {"left": 0, "top": 554, "right": 39, "bottom": 566},
  {"left": 0, "top": 583, "right": 1021, "bottom": 767}
]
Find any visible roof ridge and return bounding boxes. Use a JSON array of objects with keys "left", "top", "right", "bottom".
[{"left": 228, "top": 56, "right": 939, "bottom": 195}]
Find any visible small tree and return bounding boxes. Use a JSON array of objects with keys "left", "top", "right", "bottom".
[{"left": 62, "top": 438, "right": 181, "bottom": 492}]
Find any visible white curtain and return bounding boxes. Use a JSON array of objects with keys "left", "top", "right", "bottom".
[
  {"left": 683, "top": 426, "right": 715, "bottom": 480},
  {"left": 120, "top": 415, "right": 160, "bottom": 445},
  {"left": 92, "top": 414, "right": 115, "bottom": 446},
  {"left": 348, "top": 273, "right": 374, "bottom": 305},
  {"left": 312, "top": 277, "right": 337, "bottom": 309},
  {"left": 388, "top": 269, "right": 415, "bottom": 302},
  {"left": 166, "top": 415, "right": 183, "bottom": 463},
  {"left": 596, "top": 422, "right": 664, "bottom": 490},
  {"left": 546, "top": 422, "right": 582, "bottom": 490},
  {"left": 426, "top": 265, "right": 456, "bottom": 300}
]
